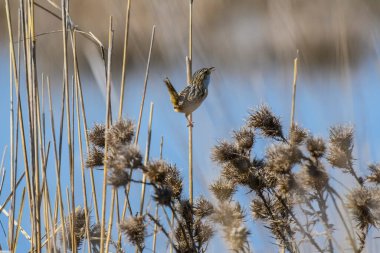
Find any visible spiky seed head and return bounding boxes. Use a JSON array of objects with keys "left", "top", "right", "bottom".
[
  {"left": 62, "top": 206, "right": 86, "bottom": 250},
  {"left": 210, "top": 178, "right": 236, "bottom": 202},
  {"left": 106, "top": 119, "right": 135, "bottom": 149},
  {"left": 107, "top": 167, "right": 131, "bottom": 188},
  {"left": 88, "top": 223, "right": 103, "bottom": 249},
  {"left": 306, "top": 136, "right": 326, "bottom": 158},
  {"left": 346, "top": 187, "right": 380, "bottom": 229},
  {"left": 144, "top": 160, "right": 169, "bottom": 185},
  {"left": 86, "top": 146, "right": 104, "bottom": 168},
  {"left": 120, "top": 216, "right": 146, "bottom": 249},
  {"left": 247, "top": 105, "right": 285, "bottom": 141},
  {"left": 106, "top": 144, "right": 142, "bottom": 170},
  {"left": 163, "top": 163, "right": 183, "bottom": 198},
  {"left": 178, "top": 199, "right": 194, "bottom": 222},
  {"left": 298, "top": 163, "right": 329, "bottom": 191},
  {"left": 289, "top": 124, "right": 308, "bottom": 145},
  {"left": 153, "top": 186, "right": 174, "bottom": 206},
  {"left": 226, "top": 225, "right": 251, "bottom": 252},
  {"left": 212, "top": 202, "right": 245, "bottom": 228},
  {"left": 367, "top": 164, "right": 380, "bottom": 184},
  {"left": 194, "top": 197, "right": 214, "bottom": 218},
  {"left": 194, "top": 220, "right": 214, "bottom": 246},
  {"left": 88, "top": 123, "right": 106, "bottom": 148},
  {"left": 327, "top": 125, "right": 354, "bottom": 169},
  {"left": 251, "top": 197, "right": 270, "bottom": 220},
  {"left": 212, "top": 140, "right": 241, "bottom": 164},
  {"left": 233, "top": 127, "right": 255, "bottom": 151},
  {"left": 265, "top": 144, "right": 302, "bottom": 174}
]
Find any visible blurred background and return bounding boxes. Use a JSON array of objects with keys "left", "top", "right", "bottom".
[{"left": 1, "top": 0, "right": 380, "bottom": 252}]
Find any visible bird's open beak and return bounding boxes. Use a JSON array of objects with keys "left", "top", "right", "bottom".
[{"left": 209, "top": 67, "right": 215, "bottom": 72}]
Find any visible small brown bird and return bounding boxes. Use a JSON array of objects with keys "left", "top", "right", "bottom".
[{"left": 164, "top": 67, "right": 215, "bottom": 127}]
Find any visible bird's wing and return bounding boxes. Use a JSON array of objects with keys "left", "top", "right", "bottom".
[
  {"left": 178, "top": 85, "right": 205, "bottom": 104},
  {"left": 164, "top": 78, "right": 179, "bottom": 107}
]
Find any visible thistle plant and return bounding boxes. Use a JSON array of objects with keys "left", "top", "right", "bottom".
[{"left": 211, "top": 105, "right": 380, "bottom": 253}]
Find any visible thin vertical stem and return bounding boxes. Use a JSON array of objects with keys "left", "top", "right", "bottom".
[
  {"left": 105, "top": 189, "right": 116, "bottom": 252},
  {"left": 139, "top": 102, "right": 154, "bottom": 214},
  {"left": 121, "top": 25, "right": 156, "bottom": 222},
  {"left": 118, "top": 0, "right": 132, "bottom": 120},
  {"left": 134, "top": 26, "right": 156, "bottom": 144},
  {"left": 100, "top": 16, "right": 114, "bottom": 253},
  {"left": 152, "top": 206, "right": 159, "bottom": 253},
  {"left": 187, "top": 0, "right": 194, "bottom": 205},
  {"left": 290, "top": 50, "right": 299, "bottom": 131},
  {"left": 74, "top": 56, "right": 92, "bottom": 252}
]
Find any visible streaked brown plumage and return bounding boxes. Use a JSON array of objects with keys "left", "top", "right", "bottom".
[{"left": 164, "top": 67, "right": 215, "bottom": 127}]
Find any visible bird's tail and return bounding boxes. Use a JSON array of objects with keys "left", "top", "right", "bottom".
[{"left": 164, "top": 78, "right": 179, "bottom": 107}]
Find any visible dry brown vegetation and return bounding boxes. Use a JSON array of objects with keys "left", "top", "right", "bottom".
[{"left": 1, "top": 0, "right": 380, "bottom": 253}]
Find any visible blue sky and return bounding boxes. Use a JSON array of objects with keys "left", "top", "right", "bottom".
[{"left": 1, "top": 36, "right": 380, "bottom": 252}]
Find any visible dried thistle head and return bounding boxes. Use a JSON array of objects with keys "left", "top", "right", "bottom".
[
  {"left": 212, "top": 140, "right": 241, "bottom": 165},
  {"left": 153, "top": 186, "right": 174, "bottom": 206},
  {"left": 289, "top": 124, "right": 308, "bottom": 145},
  {"left": 247, "top": 105, "right": 285, "bottom": 141},
  {"left": 210, "top": 178, "right": 236, "bottom": 202},
  {"left": 233, "top": 127, "right": 255, "bottom": 152},
  {"left": 120, "top": 216, "right": 146, "bottom": 249},
  {"left": 86, "top": 146, "right": 104, "bottom": 168},
  {"left": 194, "top": 220, "right": 214, "bottom": 247},
  {"left": 226, "top": 225, "right": 251, "bottom": 252},
  {"left": 251, "top": 197, "right": 270, "bottom": 220},
  {"left": 106, "top": 119, "right": 135, "bottom": 149},
  {"left": 177, "top": 199, "right": 194, "bottom": 223},
  {"left": 88, "top": 123, "right": 106, "bottom": 148},
  {"left": 212, "top": 202, "right": 245, "bottom": 228},
  {"left": 367, "top": 164, "right": 380, "bottom": 184},
  {"left": 212, "top": 202, "right": 250, "bottom": 252},
  {"left": 194, "top": 197, "right": 214, "bottom": 218},
  {"left": 275, "top": 174, "right": 299, "bottom": 196},
  {"left": 62, "top": 206, "right": 86, "bottom": 251},
  {"left": 88, "top": 223, "right": 104, "bottom": 251},
  {"left": 327, "top": 125, "right": 354, "bottom": 169},
  {"left": 106, "top": 144, "right": 142, "bottom": 170},
  {"left": 306, "top": 136, "right": 326, "bottom": 158},
  {"left": 163, "top": 163, "right": 183, "bottom": 198},
  {"left": 144, "top": 160, "right": 168, "bottom": 184},
  {"left": 346, "top": 187, "right": 380, "bottom": 229},
  {"left": 265, "top": 144, "right": 302, "bottom": 174},
  {"left": 298, "top": 163, "right": 329, "bottom": 192},
  {"left": 107, "top": 167, "right": 130, "bottom": 187}
]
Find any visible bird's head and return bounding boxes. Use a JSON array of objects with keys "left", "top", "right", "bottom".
[{"left": 192, "top": 67, "right": 215, "bottom": 88}]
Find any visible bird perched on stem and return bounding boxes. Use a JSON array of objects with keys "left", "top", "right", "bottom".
[{"left": 164, "top": 67, "right": 215, "bottom": 127}]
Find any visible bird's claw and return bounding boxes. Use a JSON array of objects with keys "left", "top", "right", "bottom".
[{"left": 187, "top": 121, "right": 194, "bottom": 128}]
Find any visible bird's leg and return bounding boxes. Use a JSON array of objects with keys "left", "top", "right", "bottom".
[{"left": 185, "top": 114, "right": 194, "bottom": 127}]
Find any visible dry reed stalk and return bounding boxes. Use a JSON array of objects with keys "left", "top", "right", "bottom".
[
  {"left": 290, "top": 50, "right": 298, "bottom": 132},
  {"left": 116, "top": 1, "right": 133, "bottom": 245},
  {"left": 75, "top": 36, "right": 100, "bottom": 224},
  {"left": 74, "top": 55, "right": 93, "bottom": 252},
  {"left": 60, "top": 0, "right": 77, "bottom": 251},
  {"left": 48, "top": 78, "right": 67, "bottom": 252},
  {"left": 13, "top": 188, "right": 27, "bottom": 251},
  {"left": 5, "top": 0, "right": 35, "bottom": 250},
  {"left": 100, "top": 16, "right": 114, "bottom": 253},
  {"left": 105, "top": 189, "right": 116, "bottom": 251},
  {"left": 187, "top": 0, "right": 194, "bottom": 205},
  {"left": 121, "top": 24, "right": 156, "bottom": 224},
  {"left": 118, "top": 0, "right": 133, "bottom": 119},
  {"left": 152, "top": 137, "right": 164, "bottom": 253},
  {"left": 8, "top": 31, "right": 15, "bottom": 250},
  {"left": 139, "top": 102, "right": 154, "bottom": 214}
]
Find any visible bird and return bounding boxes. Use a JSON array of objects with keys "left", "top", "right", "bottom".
[{"left": 164, "top": 67, "right": 215, "bottom": 127}]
